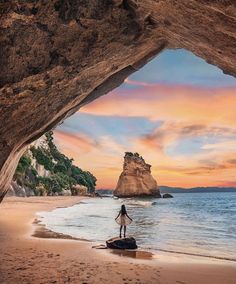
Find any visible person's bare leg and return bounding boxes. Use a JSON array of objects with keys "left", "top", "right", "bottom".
[
  {"left": 120, "top": 226, "right": 122, "bottom": 238},
  {"left": 124, "top": 226, "right": 126, "bottom": 238}
]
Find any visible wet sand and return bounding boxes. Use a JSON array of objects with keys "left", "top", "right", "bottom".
[{"left": 0, "top": 196, "right": 236, "bottom": 284}]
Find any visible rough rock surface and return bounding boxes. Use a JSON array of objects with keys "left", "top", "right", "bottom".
[
  {"left": 72, "top": 184, "right": 88, "bottom": 195},
  {"left": 114, "top": 152, "right": 161, "bottom": 197},
  {"left": 6, "top": 181, "right": 35, "bottom": 197},
  {"left": 106, "top": 237, "right": 138, "bottom": 250},
  {"left": 0, "top": 1, "right": 236, "bottom": 201}
]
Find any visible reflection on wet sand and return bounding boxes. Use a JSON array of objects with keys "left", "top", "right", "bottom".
[{"left": 110, "top": 249, "right": 153, "bottom": 260}]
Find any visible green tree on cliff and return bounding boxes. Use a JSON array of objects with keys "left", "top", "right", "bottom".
[{"left": 14, "top": 131, "right": 97, "bottom": 195}]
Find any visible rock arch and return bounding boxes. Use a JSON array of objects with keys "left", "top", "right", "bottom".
[{"left": 0, "top": 0, "right": 235, "bottom": 201}]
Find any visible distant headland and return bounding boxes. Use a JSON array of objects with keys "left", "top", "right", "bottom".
[
  {"left": 98, "top": 186, "right": 236, "bottom": 195},
  {"left": 159, "top": 186, "right": 236, "bottom": 194}
]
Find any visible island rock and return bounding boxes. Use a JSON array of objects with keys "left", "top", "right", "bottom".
[
  {"left": 162, "top": 193, "right": 173, "bottom": 198},
  {"left": 114, "top": 152, "right": 161, "bottom": 198}
]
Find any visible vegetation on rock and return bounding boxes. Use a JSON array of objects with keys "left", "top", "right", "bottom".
[{"left": 14, "top": 131, "right": 96, "bottom": 196}]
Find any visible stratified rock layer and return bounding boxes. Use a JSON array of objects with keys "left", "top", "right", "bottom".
[
  {"left": 114, "top": 153, "right": 161, "bottom": 197},
  {"left": 0, "top": 1, "right": 236, "bottom": 200}
]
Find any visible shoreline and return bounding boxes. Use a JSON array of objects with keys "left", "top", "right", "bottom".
[
  {"left": 1, "top": 197, "right": 236, "bottom": 284},
  {"left": 35, "top": 199, "right": 236, "bottom": 264}
]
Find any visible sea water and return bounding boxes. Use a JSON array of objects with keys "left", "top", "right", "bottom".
[{"left": 39, "top": 192, "right": 236, "bottom": 261}]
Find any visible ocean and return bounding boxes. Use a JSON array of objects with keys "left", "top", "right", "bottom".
[{"left": 38, "top": 192, "right": 236, "bottom": 262}]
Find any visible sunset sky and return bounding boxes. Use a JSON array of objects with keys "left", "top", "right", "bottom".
[{"left": 54, "top": 49, "right": 236, "bottom": 189}]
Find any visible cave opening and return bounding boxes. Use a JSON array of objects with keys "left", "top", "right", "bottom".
[
  {"left": 2, "top": 48, "right": 236, "bottom": 201},
  {"left": 14, "top": 48, "right": 236, "bottom": 261},
  {"left": 1, "top": 2, "right": 236, "bottom": 282}
]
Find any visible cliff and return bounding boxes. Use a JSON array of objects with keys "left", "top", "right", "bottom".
[
  {"left": 0, "top": 1, "right": 236, "bottom": 201},
  {"left": 7, "top": 132, "right": 96, "bottom": 197},
  {"left": 114, "top": 152, "right": 161, "bottom": 197}
]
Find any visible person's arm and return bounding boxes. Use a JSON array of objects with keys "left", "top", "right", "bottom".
[
  {"left": 115, "top": 211, "right": 121, "bottom": 220},
  {"left": 126, "top": 213, "right": 132, "bottom": 221}
]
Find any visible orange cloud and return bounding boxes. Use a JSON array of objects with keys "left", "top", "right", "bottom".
[
  {"left": 138, "top": 122, "right": 236, "bottom": 152},
  {"left": 54, "top": 129, "right": 125, "bottom": 188},
  {"left": 80, "top": 84, "right": 236, "bottom": 127},
  {"left": 54, "top": 130, "right": 97, "bottom": 153},
  {"left": 219, "top": 181, "right": 236, "bottom": 187},
  {"left": 150, "top": 148, "right": 236, "bottom": 187},
  {"left": 54, "top": 128, "right": 236, "bottom": 188},
  {"left": 55, "top": 82, "right": 236, "bottom": 189}
]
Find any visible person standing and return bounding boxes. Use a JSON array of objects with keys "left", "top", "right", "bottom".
[{"left": 115, "top": 204, "right": 133, "bottom": 238}]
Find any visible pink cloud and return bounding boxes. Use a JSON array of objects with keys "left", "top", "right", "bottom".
[
  {"left": 55, "top": 81, "right": 236, "bottom": 189},
  {"left": 54, "top": 130, "right": 97, "bottom": 153},
  {"left": 80, "top": 83, "right": 236, "bottom": 127}
]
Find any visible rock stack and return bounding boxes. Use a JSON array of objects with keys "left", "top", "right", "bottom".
[{"left": 114, "top": 152, "right": 161, "bottom": 198}]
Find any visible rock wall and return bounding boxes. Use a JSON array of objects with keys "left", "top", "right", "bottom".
[
  {"left": 114, "top": 152, "right": 161, "bottom": 197},
  {"left": 6, "top": 181, "right": 35, "bottom": 197},
  {"left": 0, "top": 1, "right": 236, "bottom": 201},
  {"left": 7, "top": 133, "right": 92, "bottom": 197},
  {"left": 29, "top": 136, "right": 50, "bottom": 178},
  {"left": 7, "top": 137, "right": 49, "bottom": 197}
]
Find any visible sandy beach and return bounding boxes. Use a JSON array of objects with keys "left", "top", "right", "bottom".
[{"left": 0, "top": 197, "right": 236, "bottom": 284}]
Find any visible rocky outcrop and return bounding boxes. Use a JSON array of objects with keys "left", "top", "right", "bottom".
[
  {"left": 0, "top": 1, "right": 236, "bottom": 201},
  {"left": 60, "top": 189, "right": 72, "bottom": 196},
  {"left": 71, "top": 184, "right": 88, "bottom": 196},
  {"left": 162, "top": 193, "right": 173, "bottom": 198},
  {"left": 106, "top": 237, "right": 138, "bottom": 250},
  {"left": 6, "top": 181, "right": 35, "bottom": 197},
  {"left": 114, "top": 152, "right": 161, "bottom": 197}
]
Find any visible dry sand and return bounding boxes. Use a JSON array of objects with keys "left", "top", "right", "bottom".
[{"left": 0, "top": 196, "right": 236, "bottom": 284}]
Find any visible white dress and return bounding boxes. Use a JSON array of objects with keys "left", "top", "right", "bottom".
[{"left": 116, "top": 214, "right": 132, "bottom": 226}]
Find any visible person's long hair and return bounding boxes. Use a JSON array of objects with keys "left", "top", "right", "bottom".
[{"left": 121, "top": 204, "right": 127, "bottom": 215}]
